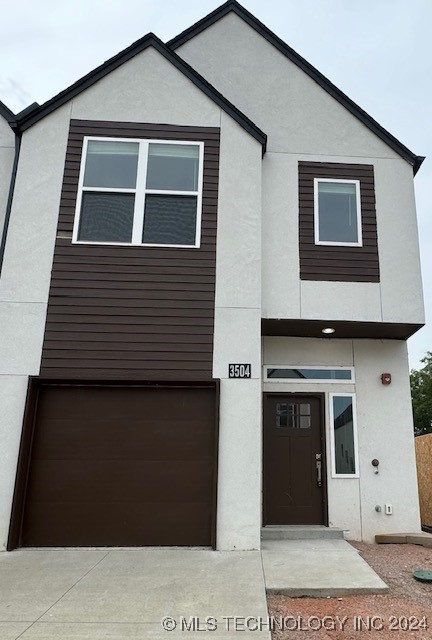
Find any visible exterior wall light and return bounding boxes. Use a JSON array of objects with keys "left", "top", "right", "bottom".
[{"left": 322, "top": 327, "right": 335, "bottom": 334}]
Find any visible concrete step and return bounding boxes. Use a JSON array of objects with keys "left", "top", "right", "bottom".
[
  {"left": 262, "top": 525, "right": 345, "bottom": 540},
  {"left": 262, "top": 539, "right": 389, "bottom": 597}
]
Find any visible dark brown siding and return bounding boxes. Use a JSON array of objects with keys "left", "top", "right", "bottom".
[
  {"left": 40, "top": 120, "right": 219, "bottom": 379},
  {"left": 298, "top": 162, "right": 380, "bottom": 282}
]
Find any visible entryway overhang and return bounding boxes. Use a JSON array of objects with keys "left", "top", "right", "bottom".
[{"left": 262, "top": 319, "right": 423, "bottom": 340}]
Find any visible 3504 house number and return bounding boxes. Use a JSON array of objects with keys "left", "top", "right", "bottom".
[{"left": 229, "top": 364, "right": 251, "bottom": 379}]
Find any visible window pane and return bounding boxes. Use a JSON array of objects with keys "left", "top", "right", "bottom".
[
  {"left": 83, "top": 140, "right": 139, "bottom": 189},
  {"left": 267, "top": 368, "right": 352, "bottom": 381},
  {"left": 146, "top": 144, "right": 199, "bottom": 191},
  {"left": 78, "top": 192, "right": 134, "bottom": 242},
  {"left": 333, "top": 396, "right": 356, "bottom": 474},
  {"left": 277, "top": 414, "right": 288, "bottom": 428},
  {"left": 276, "top": 403, "right": 288, "bottom": 415},
  {"left": 318, "top": 181, "right": 359, "bottom": 243},
  {"left": 300, "top": 416, "right": 311, "bottom": 429},
  {"left": 142, "top": 195, "right": 197, "bottom": 245}
]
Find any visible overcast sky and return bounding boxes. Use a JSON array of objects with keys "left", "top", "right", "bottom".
[{"left": 1, "top": 0, "right": 430, "bottom": 369}]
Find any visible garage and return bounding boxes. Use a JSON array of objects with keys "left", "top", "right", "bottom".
[{"left": 9, "top": 381, "right": 218, "bottom": 549}]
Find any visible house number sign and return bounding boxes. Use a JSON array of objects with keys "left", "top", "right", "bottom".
[{"left": 229, "top": 364, "right": 252, "bottom": 379}]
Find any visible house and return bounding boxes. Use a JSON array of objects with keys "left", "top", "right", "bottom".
[{"left": 0, "top": 1, "right": 425, "bottom": 552}]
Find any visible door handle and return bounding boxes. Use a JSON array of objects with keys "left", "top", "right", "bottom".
[{"left": 315, "top": 453, "right": 322, "bottom": 487}]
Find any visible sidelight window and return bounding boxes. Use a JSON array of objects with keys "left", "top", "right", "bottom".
[
  {"left": 330, "top": 393, "right": 359, "bottom": 477},
  {"left": 73, "top": 137, "right": 203, "bottom": 247}
]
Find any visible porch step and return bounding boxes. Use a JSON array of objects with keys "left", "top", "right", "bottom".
[
  {"left": 262, "top": 525, "right": 345, "bottom": 541},
  {"left": 262, "top": 539, "right": 389, "bottom": 596}
]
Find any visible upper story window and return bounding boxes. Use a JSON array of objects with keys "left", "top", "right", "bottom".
[
  {"left": 298, "top": 162, "right": 378, "bottom": 283},
  {"left": 314, "top": 178, "right": 362, "bottom": 247},
  {"left": 72, "top": 137, "right": 204, "bottom": 247}
]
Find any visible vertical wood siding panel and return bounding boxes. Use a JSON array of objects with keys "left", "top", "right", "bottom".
[{"left": 40, "top": 120, "right": 220, "bottom": 379}]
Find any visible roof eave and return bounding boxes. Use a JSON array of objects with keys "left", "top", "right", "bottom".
[
  {"left": 0, "top": 100, "right": 17, "bottom": 127},
  {"left": 168, "top": 0, "right": 423, "bottom": 174},
  {"left": 413, "top": 156, "right": 425, "bottom": 175},
  {"left": 12, "top": 32, "right": 266, "bottom": 152}
]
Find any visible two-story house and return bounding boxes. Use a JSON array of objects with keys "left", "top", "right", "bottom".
[{"left": 0, "top": 1, "right": 425, "bottom": 552}]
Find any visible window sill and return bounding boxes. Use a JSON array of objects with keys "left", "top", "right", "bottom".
[
  {"left": 315, "top": 240, "right": 363, "bottom": 248},
  {"left": 71, "top": 240, "right": 201, "bottom": 249}
]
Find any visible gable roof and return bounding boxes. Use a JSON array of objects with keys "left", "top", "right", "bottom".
[
  {"left": 12, "top": 33, "right": 266, "bottom": 151},
  {"left": 0, "top": 100, "right": 16, "bottom": 126},
  {"left": 168, "top": 0, "right": 424, "bottom": 174}
]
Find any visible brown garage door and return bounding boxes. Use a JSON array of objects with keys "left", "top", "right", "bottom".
[{"left": 10, "top": 382, "right": 218, "bottom": 548}]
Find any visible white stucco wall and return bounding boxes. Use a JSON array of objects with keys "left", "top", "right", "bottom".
[
  {"left": 354, "top": 340, "right": 421, "bottom": 541},
  {"left": 0, "top": 45, "right": 263, "bottom": 551},
  {"left": 263, "top": 336, "right": 421, "bottom": 541},
  {"left": 0, "top": 115, "right": 15, "bottom": 239},
  {"left": 176, "top": 13, "right": 424, "bottom": 326},
  {"left": 70, "top": 48, "right": 220, "bottom": 126},
  {"left": 176, "top": 13, "right": 397, "bottom": 159},
  {"left": 0, "top": 106, "right": 71, "bottom": 550},
  {"left": 213, "top": 113, "right": 262, "bottom": 550}
]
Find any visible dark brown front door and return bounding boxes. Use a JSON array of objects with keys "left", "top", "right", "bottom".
[{"left": 264, "top": 394, "right": 325, "bottom": 525}]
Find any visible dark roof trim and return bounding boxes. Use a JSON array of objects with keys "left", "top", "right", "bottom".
[
  {"left": 0, "top": 132, "right": 21, "bottom": 276},
  {"left": 0, "top": 100, "right": 16, "bottom": 125},
  {"left": 0, "top": 101, "right": 19, "bottom": 278},
  {"left": 16, "top": 102, "right": 40, "bottom": 120},
  {"left": 169, "top": 0, "right": 424, "bottom": 174},
  {"left": 14, "top": 33, "right": 266, "bottom": 150}
]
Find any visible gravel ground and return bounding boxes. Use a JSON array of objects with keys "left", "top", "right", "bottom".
[{"left": 267, "top": 542, "right": 432, "bottom": 640}]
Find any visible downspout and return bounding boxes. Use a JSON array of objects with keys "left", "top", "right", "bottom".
[{"left": 0, "top": 126, "right": 22, "bottom": 276}]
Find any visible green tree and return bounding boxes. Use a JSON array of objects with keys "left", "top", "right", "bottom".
[{"left": 411, "top": 351, "right": 432, "bottom": 435}]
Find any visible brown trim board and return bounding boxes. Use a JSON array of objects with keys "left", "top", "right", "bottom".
[
  {"left": 211, "top": 379, "right": 221, "bottom": 549},
  {"left": 262, "top": 319, "right": 424, "bottom": 340},
  {"left": 7, "top": 378, "right": 39, "bottom": 551}
]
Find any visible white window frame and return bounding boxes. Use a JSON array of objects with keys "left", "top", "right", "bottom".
[
  {"left": 314, "top": 178, "right": 363, "bottom": 247},
  {"left": 329, "top": 392, "right": 359, "bottom": 479},
  {"left": 264, "top": 365, "right": 355, "bottom": 384},
  {"left": 72, "top": 136, "right": 204, "bottom": 249}
]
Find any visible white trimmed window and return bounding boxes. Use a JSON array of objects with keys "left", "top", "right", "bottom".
[
  {"left": 330, "top": 393, "right": 359, "bottom": 478},
  {"left": 314, "top": 178, "right": 362, "bottom": 246},
  {"left": 72, "top": 137, "right": 204, "bottom": 247},
  {"left": 265, "top": 366, "right": 355, "bottom": 383}
]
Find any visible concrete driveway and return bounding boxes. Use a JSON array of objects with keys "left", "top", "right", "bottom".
[
  {"left": 0, "top": 540, "right": 387, "bottom": 639},
  {"left": 0, "top": 549, "right": 271, "bottom": 639}
]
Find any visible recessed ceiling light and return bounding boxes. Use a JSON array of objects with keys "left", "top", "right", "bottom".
[{"left": 322, "top": 327, "right": 335, "bottom": 335}]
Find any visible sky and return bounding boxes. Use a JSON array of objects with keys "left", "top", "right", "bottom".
[{"left": 0, "top": 0, "right": 430, "bottom": 369}]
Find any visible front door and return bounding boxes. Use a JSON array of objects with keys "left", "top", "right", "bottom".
[{"left": 263, "top": 394, "right": 325, "bottom": 525}]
